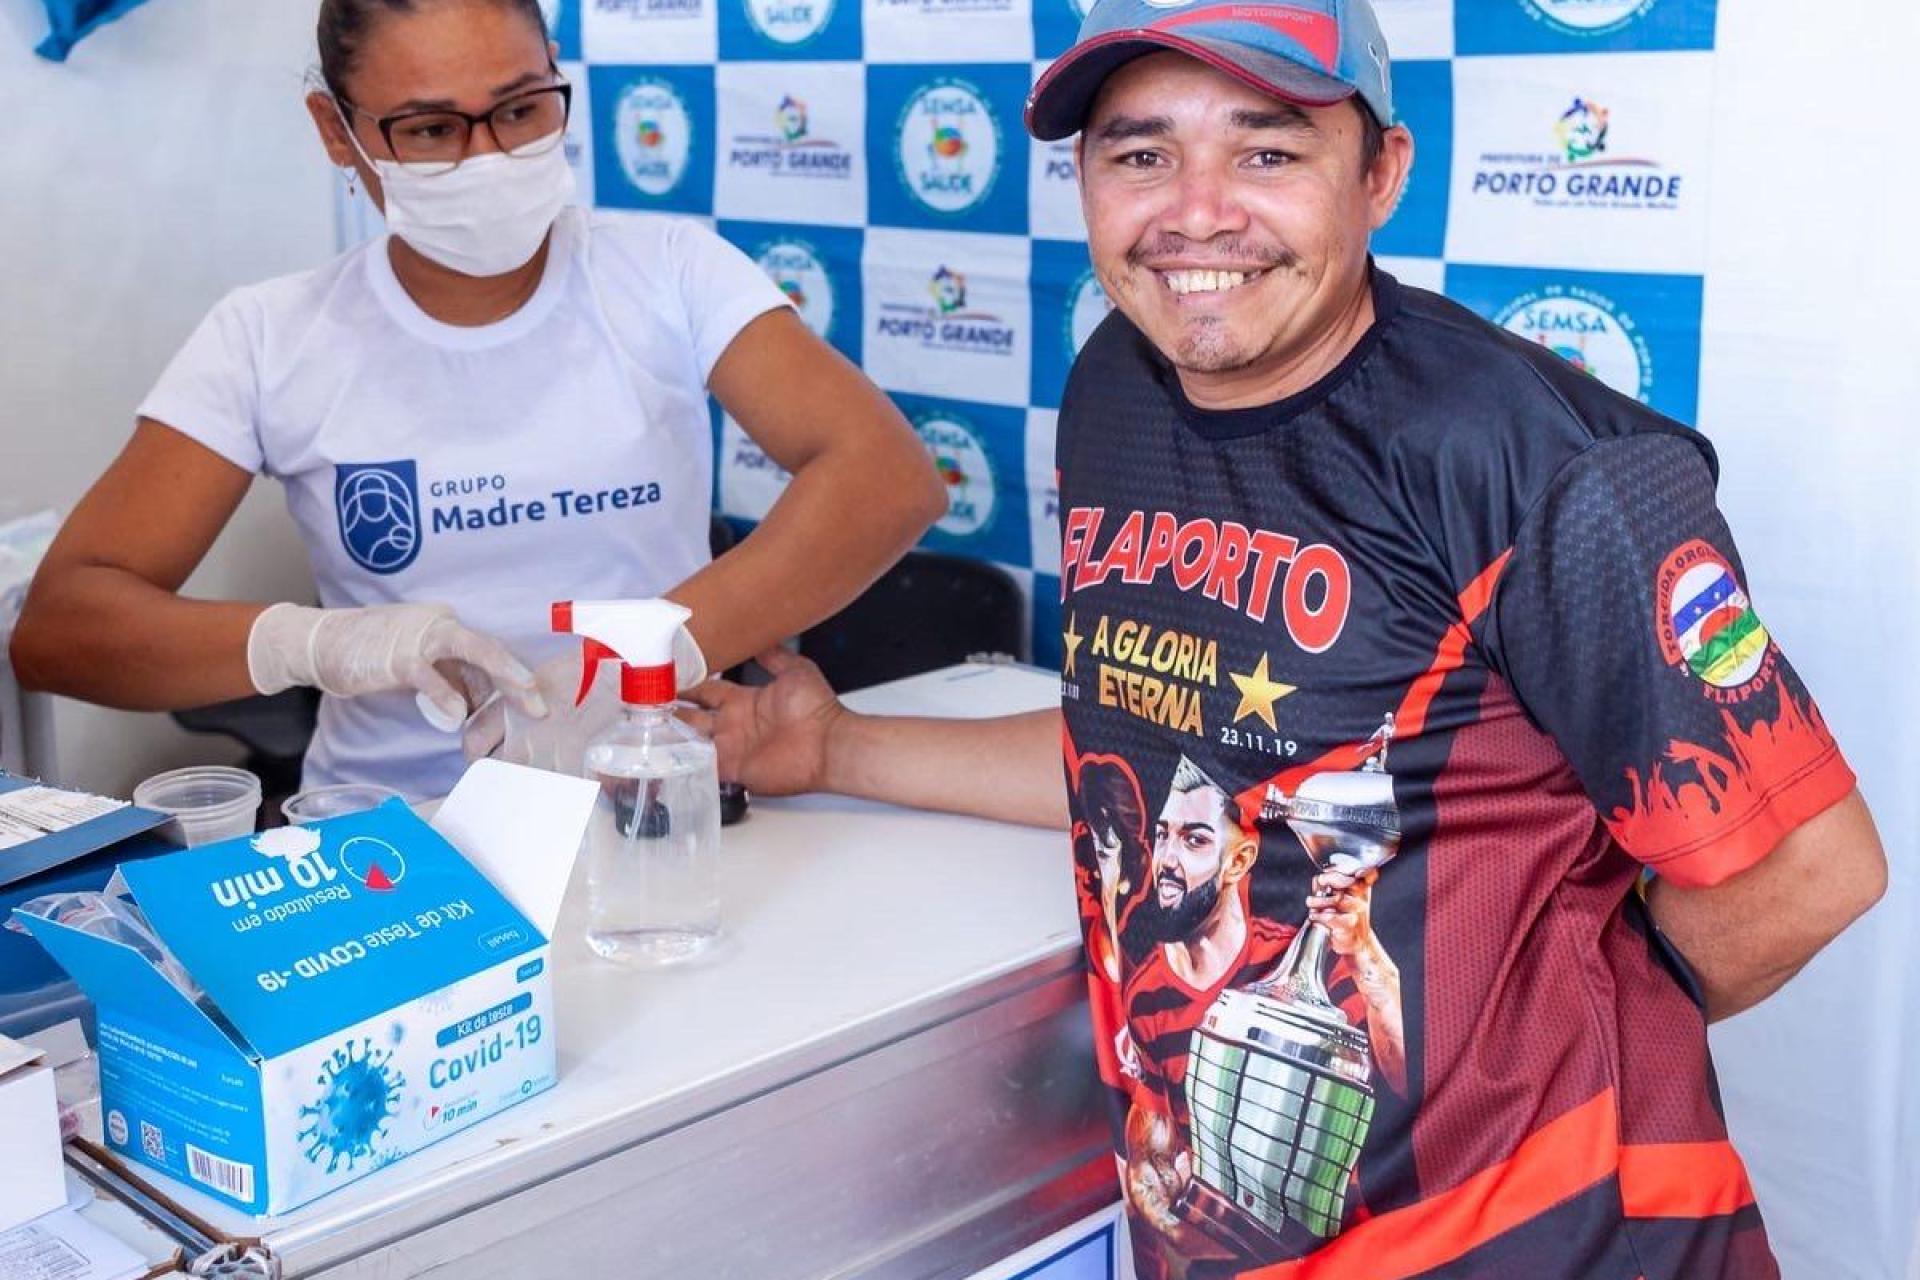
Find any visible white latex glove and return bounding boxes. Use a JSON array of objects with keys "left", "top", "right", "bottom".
[
  {"left": 248, "top": 602, "right": 546, "bottom": 729},
  {"left": 461, "top": 627, "right": 708, "bottom": 766}
]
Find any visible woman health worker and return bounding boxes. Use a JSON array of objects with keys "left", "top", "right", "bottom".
[{"left": 11, "top": 0, "right": 945, "bottom": 797}]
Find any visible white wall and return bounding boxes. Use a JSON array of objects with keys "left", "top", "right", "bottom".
[
  {"left": 0, "top": 0, "right": 328, "bottom": 795},
  {"left": 1701, "top": 5, "right": 1920, "bottom": 1279}
]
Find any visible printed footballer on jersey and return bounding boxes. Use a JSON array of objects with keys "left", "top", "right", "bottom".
[{"left": 1068, "top": 718, "right": 1408, "bottom": 1271}]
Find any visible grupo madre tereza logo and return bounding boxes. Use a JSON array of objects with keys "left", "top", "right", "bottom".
[
  {"left": 755, "top": 237, "right": 835, "bottom": 338},
  {"left": 727, "top": 94, "right": 854, "bottom": 179},
  {"left": 894, "top": 79, "right": 1002, "bottom": 217},
  {"left": 334, "top": 461, "right": 668, "bottom": 575},
  {"left": 1519, "top": 0, "right": 1659, "bottom": 38},
  {"left": 745, "top": 0, "right": 835, "bottom": 44},
  {"left": 616, "top": 79, "right": 694, "bottom": 197},
  {"left": 876, "top": 265, "right": 1017, "bottom": 356},
  {"left": 917, "top": 412, "right": 996, "bottom": 538},
  {"left": 1494, "top": 284, "right": 1653, "bottom": 404},
  {"left": 1655, "top": 539, "right": 1776, "bottom": 702},
  {"left": 1472, "top": 96, "right": 1683, "bottom": 209},
  {"left": 336, "top": 461, "right": 423, "bottom": 575}
]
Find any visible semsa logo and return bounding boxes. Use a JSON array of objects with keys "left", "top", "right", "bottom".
[
  {"left": 1519, "top": 0, "right": 1658, "bottom": 37},
  {"left": 1495, "top": 284, "right": 1653, "bottom": 404},
  {"left": 1066, "top": 268, "right": 1113, "bottom": 357},
  {"left": 615, "top": 79, "right": 695, "bottom": 197},
  {"left": 916, "top": 412, "right": 998, "bottom": 537},
  {"left": 726, "top": 93, "right": 854, "bottom": 179},
  {"left": 744, "top": 0, "right": 835, "bottom": 43},
  {"left": 894, "top": 79, "right": 1002, "bottom": 217},
  {"left": 754, "top": 237, "right": 836, "bottom": 338}
]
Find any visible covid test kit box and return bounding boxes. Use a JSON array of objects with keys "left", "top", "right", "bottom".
[{"left": 12, "top": 763, "right": 595, "bottom": 1215}]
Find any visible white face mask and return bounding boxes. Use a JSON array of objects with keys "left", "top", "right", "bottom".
[{"left": 340, "top": 109, "right": 576, "bottom": 278}]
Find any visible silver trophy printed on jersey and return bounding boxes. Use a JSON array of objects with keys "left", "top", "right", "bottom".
[{"left": 1182, "top": 715, "right": 1400, "bottom": 1256}]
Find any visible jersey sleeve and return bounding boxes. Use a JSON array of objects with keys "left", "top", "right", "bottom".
[
  {"left": 1484, "top": 431, "right": 1856, "bottom": 888},
  {"left": 135, "top": 289, "right": 266, "bottom": 474},
  {"left": 667, "top": 219, "right": 793, "bottom": 382}
]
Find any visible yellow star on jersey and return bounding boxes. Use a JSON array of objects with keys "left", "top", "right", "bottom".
[
  {"left": 1062, "top": 612, "right": 1085, "bottom": 678},
  {"left": 1229, "top": 654, "right": 1296, "bottom": 732}
]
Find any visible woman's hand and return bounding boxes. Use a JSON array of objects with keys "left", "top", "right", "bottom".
[
  {"left": 681, "top": 647, "right": 846, "bottom": 796},
  {"left": 248, "top": 602, "right": 544, "bottom": 726}
]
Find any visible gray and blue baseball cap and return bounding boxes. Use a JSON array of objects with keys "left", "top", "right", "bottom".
[{"left": 1026, "top": 0, "right": 1393, "bottom": 141}]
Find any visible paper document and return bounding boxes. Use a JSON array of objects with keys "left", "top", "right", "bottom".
[
  {"left": 0, "top": 1210, "right": 146, "bottom": 1280},
  {"left": 0, "top": 787, "right": 129, "bottom": 851}
]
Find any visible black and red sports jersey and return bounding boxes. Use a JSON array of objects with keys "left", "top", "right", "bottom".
[{"left": 1057, "top": 267, "right": 1855, "bottom": 1280}]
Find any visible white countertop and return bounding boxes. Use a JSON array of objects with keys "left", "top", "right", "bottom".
[{"left": 125, "top": 663, "right": 1077, "bottom": 1268}]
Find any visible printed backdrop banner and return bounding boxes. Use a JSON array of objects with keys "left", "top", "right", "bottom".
[{"left": 545, "top": 0, "right": 1722, "bottom": 669}]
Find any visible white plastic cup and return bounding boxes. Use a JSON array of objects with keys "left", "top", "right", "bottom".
[
  {"left": 132, "top": 766, "right": 262, "bottom": 848},
  {"left": 281, "top": 783, "right": 402, "bottom": 826}
]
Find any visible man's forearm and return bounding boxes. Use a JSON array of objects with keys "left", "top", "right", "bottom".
[
  {"left": 824, "top": 707, "right": 1069, "bottom": 829},
  {"left": 1646, "top": 789, "right": 1885, "bottom": 1023}
]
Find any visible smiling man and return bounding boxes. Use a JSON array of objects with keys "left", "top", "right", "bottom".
[{"left": 690, "top": 0, "right": 1886, "bottom": 1275}]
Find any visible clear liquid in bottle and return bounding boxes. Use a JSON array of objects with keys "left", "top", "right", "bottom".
[{"left": 583, "top": 707, "right": 721, "bottom": 966}]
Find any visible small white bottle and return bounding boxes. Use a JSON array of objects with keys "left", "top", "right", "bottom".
[{"left": 554, "top": 600, "right": 721, "bottom": 967}]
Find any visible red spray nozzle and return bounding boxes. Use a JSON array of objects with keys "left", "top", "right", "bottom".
[{"left": 551, "top": 599, "right": 691, "bottom": 707}]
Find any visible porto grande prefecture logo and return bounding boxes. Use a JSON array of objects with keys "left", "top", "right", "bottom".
[
  {"left": 616, "top": 79, "right": 695, "bottom": 198},
  {"left": 894, "top": 78, "right": 1002, "bottom": 218},
  {"left": 335, "top": 461, "right": 423, "bottom": 575}
]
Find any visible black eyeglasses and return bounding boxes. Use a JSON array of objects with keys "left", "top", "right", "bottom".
[{"left": 340, "top": 80, "right": 573, "bottom": 176}]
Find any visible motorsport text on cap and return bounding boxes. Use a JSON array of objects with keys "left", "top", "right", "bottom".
[{"left": 1025, "top": 0, "right": 1395, "bottom": 142}]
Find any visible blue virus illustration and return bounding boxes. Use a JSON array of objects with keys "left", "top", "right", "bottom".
[{"left": 299, "top": 1038, "right": 404, "bottom": 1173}]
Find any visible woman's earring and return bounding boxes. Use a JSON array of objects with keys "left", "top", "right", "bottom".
[{"left": 341, "top": 166, "right": 359, "bottom": 199}]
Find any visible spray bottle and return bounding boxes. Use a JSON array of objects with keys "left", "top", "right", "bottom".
[{"left": 553, "top": 599, "right": 721, "bottom": 966}]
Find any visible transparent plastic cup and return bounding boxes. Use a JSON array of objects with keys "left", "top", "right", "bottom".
[
  {"left": 281, "top": 783, "right": 402, "bottom": 826},
  {"left": 131, "top": 765, "right": 262, "bottom": 848}
]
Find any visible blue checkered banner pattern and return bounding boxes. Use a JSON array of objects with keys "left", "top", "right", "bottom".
[{"left": 542, "top": 0, "right": 1718, "bottom": 669}]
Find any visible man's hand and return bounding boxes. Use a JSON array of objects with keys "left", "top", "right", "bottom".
[
  {"left": 682, "top": 648, "right": 846, "bottom": 796},
  {"left": 689, "top": 657, "right": 1067, "bottom": 826}
]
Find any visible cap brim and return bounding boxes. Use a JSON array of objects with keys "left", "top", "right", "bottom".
[{"left": 1026, "top": 29, "right": 1356, "bottom": 141}]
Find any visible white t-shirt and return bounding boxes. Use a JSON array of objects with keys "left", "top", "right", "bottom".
[{"left": 140, "top": 207, "right": 788, "bottom": 798}]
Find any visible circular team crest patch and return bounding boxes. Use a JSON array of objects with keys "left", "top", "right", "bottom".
[
  {"left": 1655, "top": 539, "right": 1772, "bottom": 692},
  {"left": 616, "top": 79, "right": 695, "bottom": 198},
  {"left": 1520, "top": 0, "right": 1658, "bottom": 37}
]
